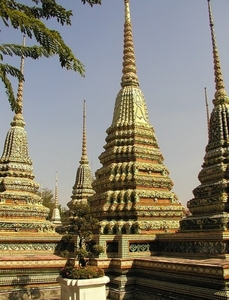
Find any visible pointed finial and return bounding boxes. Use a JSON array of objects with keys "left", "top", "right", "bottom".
[
  {"left": 11, "top": 35, "right": 26, "bottom": 127},
  {"left": 80, "top": 100, "right": 89, "bottom": 164},
  {"left": 51, "top": 171, "right": 61, "bottom": 223},
  {"left": 17, "top": 35, "right": 25, "bottom": 112},
  {"left": 121, "top": 0, "right": 139, "bottom": 88},
  {"left": 54, "top": 171, "right": 58, "bottom": 208},
  {"left": 125, "top": 0, "right": 131, "bottom": 23},
  {"left": 207, "top": 0, "right": 227, "bottom": 103},
  {"left": 204, "top": 87, "right": 210, "bottom": 135}
]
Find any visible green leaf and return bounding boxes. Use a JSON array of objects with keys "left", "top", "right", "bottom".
[{"left": 0, "top": 0, "right": 101, "bottom": 110}]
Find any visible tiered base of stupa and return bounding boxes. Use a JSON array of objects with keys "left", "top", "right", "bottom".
[
  {"left": 152, "top": 230, "right": 229, "bottom": 259},
  {"left": 93, "top": 234, "right": 157, "bottom": 259},
  {"left": 0, "top": 231, "right": 63, "bottom": 255},
  {"left": 0, "top": 254, "right": 66, "bottom": 300},
  {"left": 91, "top": 255, "right": 229, "bottom": 300},
  {"left": 89, "top": 229, "right": 229, "bottom": 300},
  {"left": 94, "top": 229, "right": 229, "bottom": 260},
  {"left": 0, "top": 231, "right": 66, "bottom": 299}
]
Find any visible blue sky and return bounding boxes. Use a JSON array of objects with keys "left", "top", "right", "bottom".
[{"left": 1, "top": 0, "right": 229, "bottom": 207}]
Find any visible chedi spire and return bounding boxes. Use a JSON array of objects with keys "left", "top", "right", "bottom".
[
  {"left": 11, "top": 35, "right": 26, "bottom": 128},
  {"left": 207, "top": 0, "right": 228, "bottom": 104},
  {"left": 90, "top": 0, "right": 184, "bottom": 237},
  {"left": 121, "top": 0, "right": 139, "bottom": 88},
  {"left": 67, "top": 101, "right": 94, "bottom": 210},
  {"left": 80, "top": 100, "right": 89, "bottom": 165},
  {"left": 0, "top": 37, "right": 54, "bottom": 234},
  {"left": 180, "top": 0, "right": 229, "bottom": 232},
  {"left": 51, "top": 172, "right": 61, "bottom": 224}
]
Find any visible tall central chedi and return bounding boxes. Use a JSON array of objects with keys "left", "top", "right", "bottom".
[{"left": 90, "top": 0, "right": 184, "bottom": 241}]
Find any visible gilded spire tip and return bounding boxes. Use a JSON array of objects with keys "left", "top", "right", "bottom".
[
  {"left": 121, "top": 0, "right": 139, "bottom": 88},
  {"left": 80, "top": 100, "right": 89, "bottom": 164},
  {"left": 17, "top": 35, "right": 25, "bottom": 110},
  {"left": 124, "top": 0, "right": 131, "bottom": 23},
  {"left": 11, "top": 35, "right": 26, "bottom": 127},
  {"left": 207, "top": 0, "right": 227, "bottom": 102},
  {"left": 54, "top": 171, "right": 59, "bottom": 207}
]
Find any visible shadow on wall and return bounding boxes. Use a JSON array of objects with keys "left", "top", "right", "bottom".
[{"left": 7, "top": 275, "right": 43, "bottom": 300}]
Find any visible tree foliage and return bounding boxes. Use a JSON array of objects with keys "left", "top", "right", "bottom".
[
  {"left": 67, "top": 202, "right": 99, "bottom": 245},
  {"left": 0, "top": 0, "right": 102, "bottom": 111},
  {"left": 38, "top": 187, "right": 63, "bottom": 220},
  {"left": 81, "top": 0, "right": 101, "bottom": 6},
  {"left": 64, "top": 202, "right": 103, "bottom": 266},
  {"left": 38, "top": 187, "right": 54, "bottom": 220}
]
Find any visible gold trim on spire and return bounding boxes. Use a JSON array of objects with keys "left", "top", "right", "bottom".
[
  {"left": 121, "top": 0, "right": 139, "bottom": 88},
  {"left": 11, "top": 35, "right": 26, "bottom": 127},
  {"left": 51, "top": 171, "right": 61, "bottom": 223},
  {"left": 54, "top": 171, "right": 58, "bottom": 208},
  {"left": 17, "top": 35, "right": 25, "bottom": 113},
  {"left": 80, "top": 100, "right": 89, "bottom": 164},
  {"left": 207, "top": 0, "right": 227, "bottom": 103},
  {"left": 68, "top": 100, "right": 95, "bottom": 206},
  {"left": 125, "top": 0, "right": 131, "bottom": 23}
]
